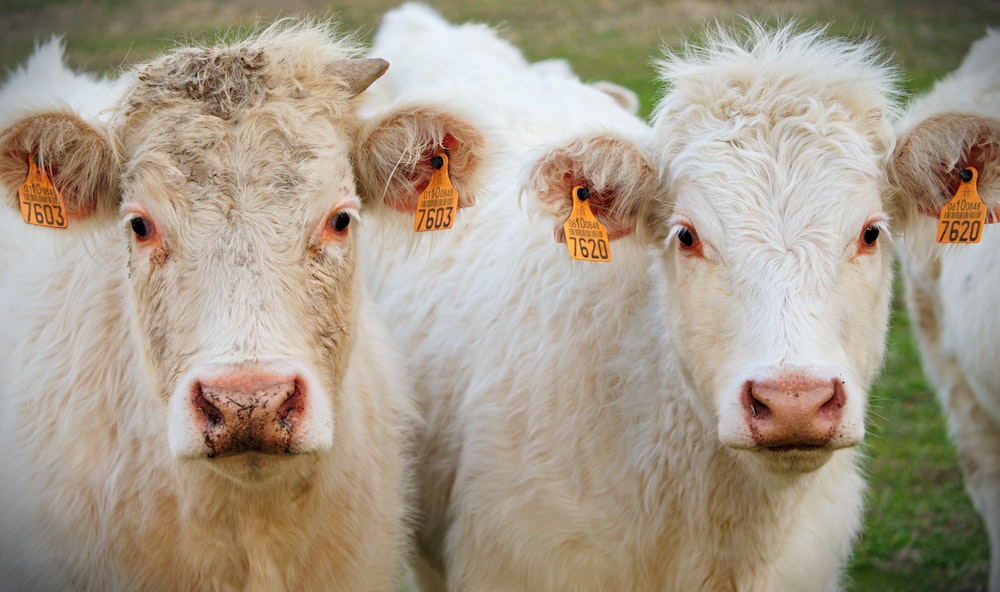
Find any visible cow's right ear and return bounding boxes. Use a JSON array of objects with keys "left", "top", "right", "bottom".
[
  {"left": 353, "top": 105, "right": 484, "bottom": 213},
  {"left": 526, "top": 133, "right": 659, "bottom": 243},
  {"left": 0, "top": 110, "right": 119, "bottom": 224}
]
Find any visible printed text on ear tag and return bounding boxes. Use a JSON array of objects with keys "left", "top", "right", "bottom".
[
  {"left": 937, "top": 167, "right": 985, "bottom": 244},
  {"left": 414, "top": 152, "right": 458, "bottom": 232},
  {"left": 563, "top": 185, "right": 611, "bottom": 262},
  {"left": 18, "top": 154, "right": 68, "bottom": 229}
]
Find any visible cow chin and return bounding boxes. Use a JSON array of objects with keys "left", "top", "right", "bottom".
[
  {"left": 742, "top": 446, "right": 836, "bottom": 474},
  {"left": 202, "top": 450, "right": 319, "bottom": 483}
]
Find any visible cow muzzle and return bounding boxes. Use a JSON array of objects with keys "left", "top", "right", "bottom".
[
  {"left": 168, "top": 362, "right": 333, "bottom": 460},
  {"left": 193, "top": 372, "right": 304, "bottom": 457},
  {"left": 743, "top": 377, "right": 846, "bottom": 450}
]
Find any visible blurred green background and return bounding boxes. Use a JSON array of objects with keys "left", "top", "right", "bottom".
[{"left": 1, "top": 0, "right": 997, "bottom": 589}]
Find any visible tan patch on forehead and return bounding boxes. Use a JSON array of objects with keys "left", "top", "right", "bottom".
[{"left": 135, "top": 46, "right": 269, "bottom": 121}]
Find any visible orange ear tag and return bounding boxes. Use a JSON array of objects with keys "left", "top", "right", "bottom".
[
  {"left": 18, "top": 154, "right": 68, "bottom": 229},
  {"left": 413, "top": 152, "right": 459, "bottom": 232},
  {"left": 563, "top": 185, "right": 612, "bottom": 262},
  {"left": 937, "top": 167, "right": 986, "bottom": 244}
]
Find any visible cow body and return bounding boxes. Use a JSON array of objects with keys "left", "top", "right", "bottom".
[
  {"left": 892, "top": 28, "right": 1000, "bottom": 592},
  {"left": 0, "top": 26, "right": 412, "bottom": 591},
  {"left": 352, "top": 8, "right": 990, "bottom": 591}
]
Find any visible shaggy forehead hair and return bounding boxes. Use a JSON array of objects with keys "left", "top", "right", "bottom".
[
  {"left": 116, "top": 19, "right": 365, "bottom": 140},
  {"left": 651, "top": 20, "right": 902, "bottom": 157},
  {"left": 646, "top": 20, "right": 903, "bottom": 248},
  {"left": 104, "top": 18, "right": 369, "bottom": 236}
]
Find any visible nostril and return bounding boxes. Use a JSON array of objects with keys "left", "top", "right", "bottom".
[
  {"left": 193, "top": 385, "right": 224, "bottom": 428},
  {"left": 276, "top": 380, "right": 304, "bottom": 432},
  {"left": 744, "top": 382, "right": 772, "bottom": 421},
  {"left": 817, "top": 379, "right": 845, "bottom": 417}
]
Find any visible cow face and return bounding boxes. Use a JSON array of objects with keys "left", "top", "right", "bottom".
[
  {"left": 649, "top": 110, "right": 894, "bottom": 474},
  {"left": 645, "top": 24, "right": 903, "bottom": 474},
  {"left": 524, "top": 24, "right": 906, "bottom": 475},
  {"left": 0, "top": 22, "right": 388, "bottom": 481}
]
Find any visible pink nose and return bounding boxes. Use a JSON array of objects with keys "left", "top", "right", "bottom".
[
  {"left": 192, "top": 370, "right": 306, "bottom": 457},
  {"left": 743, "top": 377, "right": 844, "bottom": 448}
]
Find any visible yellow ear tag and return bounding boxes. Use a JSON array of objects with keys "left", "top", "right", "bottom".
[
  {"left": 413, "top": 152, "right": 458, "bottom": 232},
  {"left": 563, "top": 185, "right": 612, "bottom": 262},
  {"left": 937, "top": 167, "right": 985, "bottom": 244},
  {"left": 18, "top": 154, "right": 68, "bottom": 229}
]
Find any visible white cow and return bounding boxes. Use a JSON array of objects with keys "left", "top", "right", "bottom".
[
  {"left": 891, "top": 28, "right": 1000, "bottom": 592},
  {"left": 0, "top": 23, "right": 418, "bottom": 591},
  {"left": 354, "top": 7, "right": 1000, "bottom": 591}
]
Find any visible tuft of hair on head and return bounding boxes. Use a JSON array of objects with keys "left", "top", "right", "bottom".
[{"left": 651, "top": 18, "right": 903, "bottom": 151}]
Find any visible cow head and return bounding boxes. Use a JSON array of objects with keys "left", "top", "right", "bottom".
[
  {"left": 0, "top": 21, "right": 389, "bottom": 482},
  {"left": 523, "top": 23, "right": 961, "bottom": 476},
  {"left": 642, "top": 23, "right": 906, "bottom": 474}
]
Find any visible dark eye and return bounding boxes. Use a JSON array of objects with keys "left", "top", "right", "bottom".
[
  {"left": 676, "top": 226, "right": 696, "bottom": 248},
  {"left": 862, "top": 224, "right": 880, "bottom": 245},
  {"left": 331, "top": 212, "right": 351, "bottom": 233},
  {"left": 130, "top": 216, "right": 153, "bottom": 240}
]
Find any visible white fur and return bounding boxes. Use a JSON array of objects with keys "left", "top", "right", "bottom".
[
  {"left": 362, "top": 8, "right": 909, "bottom": 590},
  {"left": 0, "top": 37, "right": 127, "bottom": 125},
  {"left": 0, "top": 28, "right": 413, "bottom": 591},
  {"left": 893, "top": 28, "right": 1000, "bottom": 592}
]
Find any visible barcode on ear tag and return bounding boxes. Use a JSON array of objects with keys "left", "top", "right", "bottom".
[
  {"left": 937, "top": 167, "right": 985, "bottom": 244},
  {"left": 414, "top": 152, "right": 458, "bottom": 232},
  {"left": 18, "top": 154, "right": 68, "bottom": 229},
  {"left": 563, "top": 185, "right": 611, "bottom": 262}
]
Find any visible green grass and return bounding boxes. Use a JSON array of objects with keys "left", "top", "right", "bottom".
[{"left": 0, "top": 1, "right": 994, "bottom": 589}]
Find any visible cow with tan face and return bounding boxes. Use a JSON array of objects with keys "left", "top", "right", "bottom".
[
  {"left": 890, "top": 28, "right": 1000, "bottom": 592},
  {"left": 0, "top": 22, "right": 418, "bottom": 591},
  {"left": 354, "top": 7, "right": 1000, "bottom": 591}
]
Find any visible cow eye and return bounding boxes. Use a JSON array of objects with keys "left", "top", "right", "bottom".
[
  {"left": 330, "top": 212, "right": 351, "bottom": 233},
  {"left": 676, "top": 226, "right": 696, "bottom": 248},
  {"left": 862, "top": 224, "right": 880, "bottom": 245},
  {"left": 130, "top": 216, "right": 153, "bottom": 241}
]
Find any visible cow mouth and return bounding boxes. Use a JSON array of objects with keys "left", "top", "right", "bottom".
[
  {"left": 203, "top": 450, "right": 309, "bottom": 482},
  {"left": 749, "top": 444, "right": 835, "bottom": 474},
  {"left": 763, "top": 444, "right": 827, "bottom": 453}
]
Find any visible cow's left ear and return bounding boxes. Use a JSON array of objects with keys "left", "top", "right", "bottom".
[
  {"left": 0, "top": 110, "right": 119, "bottom": 223},
  {"left": 353, "top": 104, "right": 484, "bottom": 213},
  {"left": 889, "top": 112, "right": 1000, "bottom": 225},
  {"left": 526, "top": 134, "right": 659, "bottom": 243}
]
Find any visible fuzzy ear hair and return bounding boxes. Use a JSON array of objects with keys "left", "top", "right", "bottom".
[
  {"left": 0, "top": 110, "right": 119, "bottom": 222},
  {"left": 354, "top": 105, "right": 484, "bottom": 212},
  {"left": 890, "top": 112, "right": 1000, "bottom": 222},
  {"left": 526, "top": 134, "right": 659, "bottom": 243}
]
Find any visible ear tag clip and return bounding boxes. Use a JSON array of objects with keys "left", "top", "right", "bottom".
[
  {"left": 414, "top": 152, "right": 459, "bottom": 232},
  {"left": 936, "top": 167, "right": 986, "bottom": 244},
  {"left": 18, "top": 154, "right": 68, "bottom": 229},
  {"left": 563, "top": 185, "right": 611, "bottom": 262}
]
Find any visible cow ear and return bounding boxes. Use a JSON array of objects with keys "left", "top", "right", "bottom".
[
  {"left": 589, "top": 81, "right": 641, "bottom": 115},
  {"left": 889, "top": 112, "right": 1000, "bottom": 227},
  {"left": 0, "top": 110, "right": 119, "bottom": 223},
  {"left": 354, "top": 105, "right": 484, "bottom": 213},
  {"left": 526, "top": 134, "right": 658, "bottom": 243}
]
